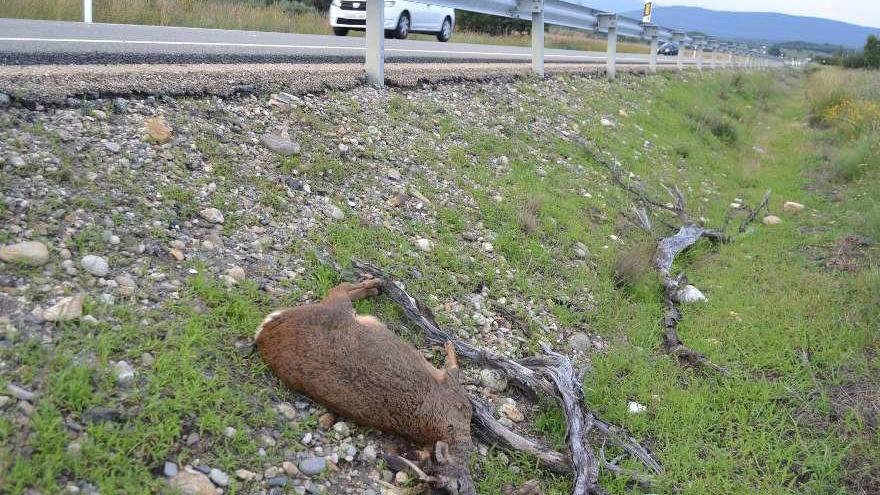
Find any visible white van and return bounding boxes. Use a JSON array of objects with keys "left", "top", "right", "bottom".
[{"left": 329, "top": 0, "right": 455, "bottom": 42}]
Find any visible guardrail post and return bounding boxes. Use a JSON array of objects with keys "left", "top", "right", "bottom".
[
  {"left": 83, "top": 0, "right": 92, "bottom": 23},
  {"left": 693, "top": 36, "right": 704, "bottom": 71},
  {"left": 365, "top": 0, "right": 385, "bottom": 87},
  {"left": 642, "top": 24, "right": 659, "bottom": 74},
  {"left": 528, "top": 0, "right": 544, "bottom": 77},
  {"left": 671, "top": 31, "right": 684, "bottom": 71},
  {"left": 709, "top": 39, "right": 717, "bottom": 70},
  {"left": 598, "top": 14, "right": 618, "bottom": 80}
]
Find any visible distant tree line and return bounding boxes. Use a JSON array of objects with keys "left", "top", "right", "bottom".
[{"left": 815, "top": 35, "right": 880, "bottom": 69}]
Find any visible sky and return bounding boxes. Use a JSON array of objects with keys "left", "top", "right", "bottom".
[{"left": 662, "top": 1, "right": 880, "bottom": 28}]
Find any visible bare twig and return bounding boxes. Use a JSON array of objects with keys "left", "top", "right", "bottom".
[{"left": 738, "top": 189, "right": 772, "bottom": 233}]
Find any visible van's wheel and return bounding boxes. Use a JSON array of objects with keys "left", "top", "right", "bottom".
[
  {"left": 333, "top": 27, "right": 349, "bottom": 36},
  {"left": 436, "top": 17, "right": 452, "bottom": 42},
  {"left": 393, "top": 12, "right": 410, "bottom": 39}
]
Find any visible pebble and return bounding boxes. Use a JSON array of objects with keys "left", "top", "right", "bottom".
[
  {"left": 104, "top": 142, "right": 121, "bottom": 153},
  {"left": 783, "top": 201, "right": 805, "bottom": 213},
  {"left": 360, "top": 444, "right": 378, "bottom": 463},
  {"left": 164, "top": 461, "right": 179, "bottom": 477},
  {"left": 500, "top": 401, "right": 525, "bottom": 422},
  {"left": 415, "top": 238, "right": 434, "bottom": 252},
  {"left": 208, "top": 468, "right": 229, "bottom": 487},
  {"left": 600, "top": 117, "right": 615, "bottom": 127},
  {"left": 200, "top": 208, "right": 225, "bottom": 224},
  {"left": 325, "top": 204, "right": 345, "bottom": 220},
  {"left": 167, "top": 469, "right": 216, "bottom": 495},
  {"left": 268, "top": 476, "right": 289, "bottom": 487},
  {"left": 7, "top": 383, "right": 37, "bottom": 402},
  {"left": 332, "top": 421, "right": 351, "bottom": 436},
  {"left": 0, "top": 241, "right": 50, "bottom": 266},
  {"left": 43, "top": 295, "right": 84, "bottom": 322},
  {"left": 114, "top": 360, "right": 135, "bottom": 385},
  {"left": 482, "top": 242, "right": 494, "bottom": 253},
  {"left": 226, "top": 266, "right": 246, "bottom": 283},
  {"left": 298, "top": 457, "right": 327, "bottom": 477},
  {"left": 762, "top": 215, "right": 782, "bottom": 225},
  {"left": 480, "top": 369, "right": 508, "bottom": 392},
  {"left": 317, "top": 412, "right": 335, "bottom": 429},
  {"left": 223, "top": 426, "right": 236, "bottom": 438},
  {"left": 569, "top": 332, "right": 592, "bottom": 353},
  {"left": 235, "top": 469, "right": 257, "bottom": 481},
  {"left": 0, "top": 92, "right": 9, "bottom": 107},
  {"left": 7, "top": 153, "right": 25, "bottom": 167},
  {"left": 261, "top": 132, "right": 301, "bottom": 156},
  {"left": 277, "top": 402, "right": 298, "bottom": 420},
  {"left": 282, "top": 461, "right": 300, "bottom": 476},
  {"left": 81, "top": 255, "right": 110, "bottom": 277}
]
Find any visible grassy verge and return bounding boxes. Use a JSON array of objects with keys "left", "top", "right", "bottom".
[
  {"left": 1, "top": 69, "right": 877, "bottom": 495},
  {"left": 0, "top": 0, "right": 648, "bottom": 53}
]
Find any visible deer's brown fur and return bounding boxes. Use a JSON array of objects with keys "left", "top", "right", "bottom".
[{"left": 256, "top": 279, "right": 475, "bottom": 494}]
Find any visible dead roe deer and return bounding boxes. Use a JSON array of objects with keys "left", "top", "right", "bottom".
[{"left": 256, "top": 278, "right": 476, "bottom": 494}]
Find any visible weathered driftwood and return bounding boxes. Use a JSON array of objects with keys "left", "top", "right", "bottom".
[
  {"left": 521, "top": 346, "right": 600, "bottom": 494},
  {"left": 342, "top": 259, "right": 660, "bottom": 493},
  {"left": 654, "top": 225, "right": 729, "bottom": 374}
]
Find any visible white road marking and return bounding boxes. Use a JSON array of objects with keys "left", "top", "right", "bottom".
[{"left": 0, "top": 36, "right": 660, "bottom": 62}]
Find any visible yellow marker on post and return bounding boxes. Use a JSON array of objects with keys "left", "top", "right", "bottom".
[{"left": 642, "top": 1, "right": 653, "bottom": 23}]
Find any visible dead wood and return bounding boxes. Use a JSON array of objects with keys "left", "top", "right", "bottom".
[
  {"left": 520, "top": 346, "right": 601, "bottom": 494},
  {"left": 337, "top": 259, "right": 661, "bottom": 494},
  {"left": 654, "top": 226, "right": 729, "bottom": 374},
  {"left": 738, "top": 189, "right": 772, "bottom": 233}
]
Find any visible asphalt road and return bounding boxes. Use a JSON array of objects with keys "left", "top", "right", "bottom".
[{"left": 0, "top": 18, "right": 690, "bottom": 66}]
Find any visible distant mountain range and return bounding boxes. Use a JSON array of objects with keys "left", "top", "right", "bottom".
[{"left": 573, "top": 2, "right": 879, "bottom": 48}]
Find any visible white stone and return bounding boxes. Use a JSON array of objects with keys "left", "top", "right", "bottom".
[
  {"left": 325, "top": 204, "right": 345, "bottom": 220},
  {"left": 783, "top": 201, "right": 805, "bottom": 213},
  {"left": 114, "top": 360, "right": 135, "bottom": 385},
  {"left": 627, "top": 401, "right": 647, "bottom": 414},
  {"left": 762, "top": 215, "right": 782, "bottom": 225},
  {"left": 235, "top": 469, "right": 257, "bottom": 481},
  {"left": 677, "top": 285, "right": 707, "bottom": 304},
  {"left": 0, "top": 241, "right": 50, "bottom": 266},
  {"left": 199, "top": 208, "right": 225, "bottom": 224},
  {"left": 43, "top": 295, "right": 84, "bottom": 322},
  {"left": 415, "top": 238, "right": 434, "bottom": 252},
  {"left": 81, "top": 255, "right": 109, "bottom": 277},
  {"left": 600, "top": 117, "right": 615, "bottom": 127},
  {"left": 499, "top": 402, "right": 524, "bottom": 422},
  {"left": 482, "top": 242, "right": 494, "bottom": 253},
  {"left": 480, "top": 369, "right": 508, "bottom": 392}
]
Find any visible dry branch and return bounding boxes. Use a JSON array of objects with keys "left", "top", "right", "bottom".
[
  {"left": 738, "top": 189, "right": 772, "bottom": 233},
  {"left": 654, "top": 226, "right": 729, "bottom": 374},
  {"left": 336, "top": 259, "right": 660, "bottom": 493}
]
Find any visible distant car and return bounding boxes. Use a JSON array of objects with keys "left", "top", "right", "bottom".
[
  {"left": 657, "top": 42, "right": 679, "bottom": 56},
  {"left": 329, "top": 0, "right": 455, "bottom": 42}
]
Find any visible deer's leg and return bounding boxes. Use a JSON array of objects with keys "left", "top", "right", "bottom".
[
  {"left": 345, "top": 278, "right": 383, "bottom": 301},
  {"left": 322, "top": 278, "right": 382, "bottom": 303},
  {"left": 443, "top": 341, "right": 459, "bottom": 371}
]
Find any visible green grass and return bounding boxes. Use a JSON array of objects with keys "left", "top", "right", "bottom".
[{"left": 2, "top": 70, "right": 878, "bottom": 495}]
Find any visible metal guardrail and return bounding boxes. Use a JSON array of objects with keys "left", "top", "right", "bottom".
[
  {"left": 361, "top": 0, "right": 783, "bottom": 85},
  {"left": 80, "top": 0, "right": 784, "bottom": 86}
]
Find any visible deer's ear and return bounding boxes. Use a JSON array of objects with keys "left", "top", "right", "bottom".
[{"left": 434, "top": 441, "right": 450, "bottom": 464}]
